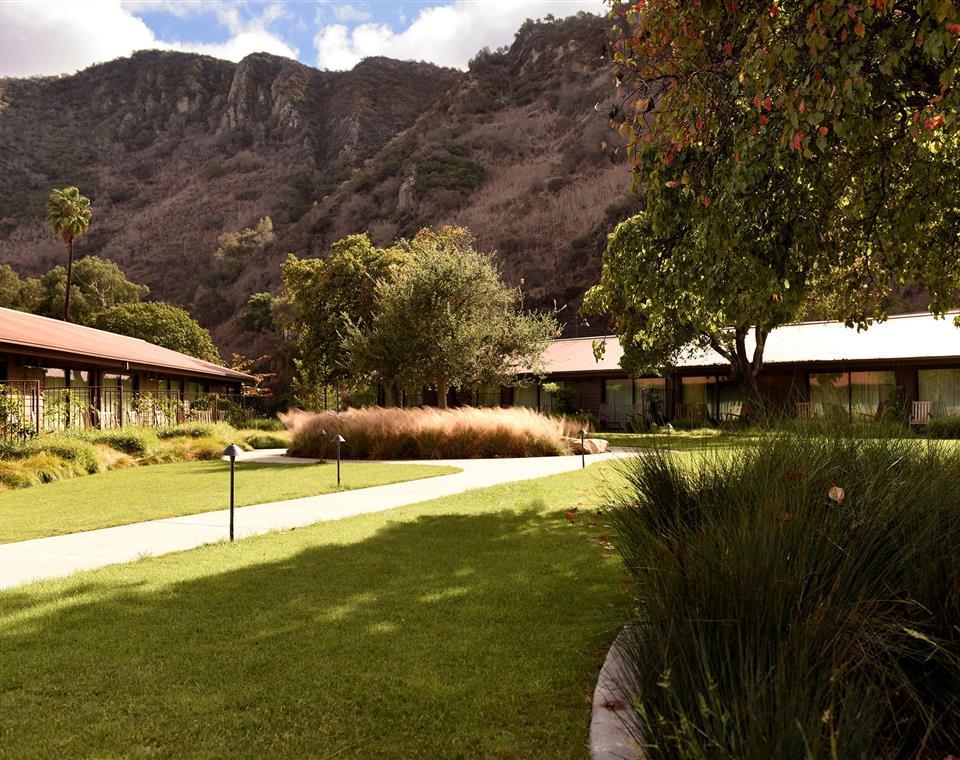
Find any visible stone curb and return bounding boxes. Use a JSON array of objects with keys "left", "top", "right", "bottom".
[{"left": 589, "top": 627, "right": 643, "bottom": 760}]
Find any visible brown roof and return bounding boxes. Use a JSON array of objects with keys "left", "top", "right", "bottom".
[
  {"left": 0, "top": 307, "right": 252, "bottom": 383},
  {"left": 542, "top": 312, "right": 960, "bottom": 375}
]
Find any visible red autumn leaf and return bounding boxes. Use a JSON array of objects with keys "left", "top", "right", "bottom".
[
  {"left": 925, "top": 114, "right": 945, "bottom": 131},
  {"left": 770, "top": 4, "right": 779, "bottom": 16},
  {"left": 847, "top": 3, "right": 858, "bottom": 18},
  {"left": 762, "top": 96, "right": 773, "bottom": 111},
  {"left": 948, "top": 23, "right": 960, "bottom": 35},
  {"left": 790, "top": 130, "right": 805, "bottom": 150},
  {"left": 759, "top": 114, "right": 769, "bottom": 125},
  {"left": 702, "top": 195, "right": 711, "bottom": 207},
  {"left": 725, "top": 41, "right": 733, "bottom": 57},
  {"left": 819, "top": 125, "right": 829, "bottom": 136}
]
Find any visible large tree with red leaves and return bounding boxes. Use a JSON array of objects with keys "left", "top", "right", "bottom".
[{"left": 586, "top": 0, "right": 960, "bottom": 407}]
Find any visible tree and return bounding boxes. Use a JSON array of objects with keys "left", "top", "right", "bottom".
[
  {"left": 587, "top": 0, "right": 960, "bottom": 408},
  {"left": 279, "top": 234, "right": 409, "bottom": 404},
  {"left": 0, "top": 265, "right": 41, "bottom": 312},
  {"left": 45, "top": 186, "right": 92, "bottom": 322},
  {"left": 36, "top": 256, "right": 148, "bottom": 325},
  {"left": 242, "top": 292, "right": 277, "bottom": 333},
  {"left": 345, "top": 226, "right": 558, "bottom": 409},
  {"left": 91, "top": 302, "right": 220, "bottom": 363}
]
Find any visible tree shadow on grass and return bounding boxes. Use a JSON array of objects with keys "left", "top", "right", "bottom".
[{"left": 0, "top": 507, "right": 623, "bottom": 759}]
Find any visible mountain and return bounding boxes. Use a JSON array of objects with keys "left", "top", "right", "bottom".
[{"left": 0, "top": 13, "right": 631, "bottom": 358}]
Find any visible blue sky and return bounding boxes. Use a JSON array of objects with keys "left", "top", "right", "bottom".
[{"left": 0, "top": 1, "right": 604, "bottom": 77}]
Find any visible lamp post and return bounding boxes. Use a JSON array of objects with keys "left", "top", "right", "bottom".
[
  {"left": 578, "top": 428, "right": 588, "bottom": 469},
  {"left": 332, "top": 434, "right": 346, "bottom": 486},
  {"left": 223, "top": 443, "right": 242, "bottom": 541},
  {"left": 319, "top": 428, "right": 327, "bottom": 461}
]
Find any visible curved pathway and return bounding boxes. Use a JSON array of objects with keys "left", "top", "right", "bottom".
[{"left": 0, "top": 451, "right": 628, "bottom": 591}]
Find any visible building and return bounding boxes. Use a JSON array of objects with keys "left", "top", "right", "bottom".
[
  {"left": 0, "top": 307, "right": 254, "bottom": 435},
  {"left": 513, "top": 312, "right": 960, "bottom": 429}
]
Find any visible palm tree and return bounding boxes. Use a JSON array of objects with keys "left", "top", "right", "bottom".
[{"left": 46, "top": 186, "right": 92, "bottom": 322}]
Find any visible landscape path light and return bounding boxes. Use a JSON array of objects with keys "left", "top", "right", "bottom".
[
  {"left": 332, "top": 434, "right": 346, "bottom": 486},
  {"left": 222, "top": 443, "right": 242, "bottom": 541},
  {"left": 579, "top": 428, "right": 588, "bottom": 469}
]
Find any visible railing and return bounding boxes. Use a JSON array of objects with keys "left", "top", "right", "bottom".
[
  {"left": 0, "top": 385, "right": 273, "bottom": 437},
  {"left": 0, "top": 381, "right": 41, "bottom": 440}
]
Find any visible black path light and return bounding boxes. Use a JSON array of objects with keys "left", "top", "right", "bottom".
[
  {"left": 223, "top": 443, "right": 242, "bottom": 541},
  {"left": 332, "top": 434, "right": 346, "bottom": 486},
  {"left": 578, "top": 428, "right": 588, "bottom": 469}
]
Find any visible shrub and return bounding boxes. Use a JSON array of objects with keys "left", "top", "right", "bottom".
[
  {"left": 281, "top": 406, "right": 574, "bottom": 459},
  {"left": 607, "top": 433, "right": 960, "bottom": 757},
  {"left": 87, "top": 428, "right": 155, "bottom": 455},
  {"left": 924, "top": 416, "right": 960, "bottom": 439},
  {"left": 157, "top": 422, "right": 222, "bottom": 440},
  {"left": 242, "top": 418, "right": 286, "bottom": 432},
  {"left": 0, "top": 460, "right": 43, "bottom": 489},
  {"left": 242, "top": 432, "right": 290, "bottom": 450},
  {"left": 0, "top": 436, "right": 102, "bottom": 475},
  {"left": 17, "top": 453, "right": 86, "bottom": 483}
]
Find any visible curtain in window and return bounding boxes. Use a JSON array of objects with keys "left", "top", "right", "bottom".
[
  {"left": 604, "top": 379, "right": 632, "bottom": 426},
  {"left": 919, "top": 369, "right": 960, "bottom": 417},
  {"left": 810, "top": 373, "right": 849, "bottom": 420},
  {"left": 681, "top": 377, "right": 710, "bottom": 418},
  {"left": 850, "top": 371, "right": 895, "bottom": 419}
]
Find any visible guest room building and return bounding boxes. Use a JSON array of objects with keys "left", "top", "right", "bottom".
[
  {"left": 513, "top": 312, "right": 960, "bottom": 429},
  {"left": 0, "top": 306, "right": 252, "bottom": 434}
]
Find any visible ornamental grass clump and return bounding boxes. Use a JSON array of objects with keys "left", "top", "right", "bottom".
[
  {"left": 608, "top": 433, "right": 960, "bottom": 759},
  {"left": 281, "top": 406, "right": 574, "bottom": 459}
]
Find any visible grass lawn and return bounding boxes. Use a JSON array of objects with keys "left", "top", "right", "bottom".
[
  {"left": 0, "top": 460, "right": 457, "bottom": 544},
  {"left": 0, "top": 464, "right": 627, "bottom": 759},
  {"left": 597, "top": 428, "right": 758, "bottom": 451}
]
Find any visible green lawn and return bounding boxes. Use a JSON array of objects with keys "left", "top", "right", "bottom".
[
  {"left": 0, "top": 460, "right": 457, "bottom": 543},
  {"left": 0, "top": 465, "right": 626, "bottom": 758},
  {"left": 597, "top": 428, "right": 758, "bottom": 451}
]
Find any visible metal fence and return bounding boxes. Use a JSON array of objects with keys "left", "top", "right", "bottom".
[{"left": 0, "top": 382, "right": 273, "bottom": 440}]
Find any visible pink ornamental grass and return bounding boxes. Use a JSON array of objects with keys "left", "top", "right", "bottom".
[{"left": 280, "top": 405, "right": 577, "bottom": 459}]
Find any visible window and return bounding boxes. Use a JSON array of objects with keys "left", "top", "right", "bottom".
[
  {"left": 919, "top": 369, "right": 960, "bottom": 417},
  {"left": 850, "top": 371, "right": 895, "bottom": 419},
  {"left": 604, "top": 379, "right": 632, "bottom": 426},
  {"left": 810, "top": 371, "right": 895, "bottom": 420},
  {"left": 680, "top": 377, "right": 711, "bottom": 418},
  {"left": 514, "top": 383, "right": 538, "bottom": 409},
  {"left": 635, "top": 378, "right": 666, "bottom": 422},
  {"left": 810, "top": 373, "right": 849, "bottom": 420}
]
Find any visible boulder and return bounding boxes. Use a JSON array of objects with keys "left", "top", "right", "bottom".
[{"left": 565, "top": 437, "right": 609, "bottom": 455}]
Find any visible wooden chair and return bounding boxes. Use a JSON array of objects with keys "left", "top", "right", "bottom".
[
  {"left": 194, "top": 409, "right": 213, "bottom": 424},
  {"left": 721, "top": 403, "right": 743, "bottom": 422},
  {"left": 796, "top": 402, "right": 814, "bottom": 420},
  {"left": 910, "top": 400, "right": 934, "bottom": 426}
]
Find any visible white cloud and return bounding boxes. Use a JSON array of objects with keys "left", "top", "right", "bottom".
[
  {"left": 329, "top": 4, "right": 372, "bottom": 23},
  {"left": 0, "top": 0, "right": 298, "bottom": 78},
  {"left": 315, "top": 0, "right": 605, "bottom": 71}
]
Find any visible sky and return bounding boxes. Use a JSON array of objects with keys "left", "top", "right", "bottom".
[{"left": 0, "top": 0, "right": 605, "bottom": 78}]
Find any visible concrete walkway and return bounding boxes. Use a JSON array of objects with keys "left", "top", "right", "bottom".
[{"left": 0, "top": 451, "right": 628, "bottom": 591}]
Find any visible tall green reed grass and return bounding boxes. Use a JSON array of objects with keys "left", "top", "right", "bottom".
[{"left": 608, "top": 432, "right": 960, "bottom": 759}]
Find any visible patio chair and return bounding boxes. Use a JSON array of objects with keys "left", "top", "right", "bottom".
[
  {"left": 721, "top": 403, "right": 743, "bottom": 422},
  {"left": 796, "top": 402, "right": 814, "bottom": 420},
  {"left": 910, "top": 400, "right": 934, "bottom": 426},
  {"left": 598, "top": 403, "right": 612, "bottom": 430}
]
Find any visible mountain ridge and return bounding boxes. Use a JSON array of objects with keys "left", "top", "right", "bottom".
[{"left": 0, "top": 13, "right": 629, "bottom": 358}]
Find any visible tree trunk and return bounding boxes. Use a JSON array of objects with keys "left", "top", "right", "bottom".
[
  {"left": 392, "top": 383, "right": 403, "bottom": 408},
  {"left": 63, "top": 238, "right": 74, "bottom": 322},
  {"left": 436, "top": 378, "right": 448, "bottom": 409},
  {"left": 710, "top": 325, "right": 768, "bottom": 423}
]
